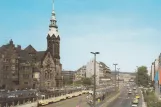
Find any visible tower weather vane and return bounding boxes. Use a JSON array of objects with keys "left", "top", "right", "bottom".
[{"left": 52, "top": 0, "right": 55, "bottom": 10}]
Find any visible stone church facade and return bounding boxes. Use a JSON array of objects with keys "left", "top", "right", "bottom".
[{"left": 0, "top": 3, "right": 63, "bottom": 90}]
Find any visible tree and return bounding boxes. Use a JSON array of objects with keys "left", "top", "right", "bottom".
[
  {"left": 136, "top": 66, "right": 149, "bottom": 87},
  {"left": 82, "top": 77, "right": 92, "bottom": 86},
  {"left": 74, "top": 80, "right": 82, "bottom": 85}
]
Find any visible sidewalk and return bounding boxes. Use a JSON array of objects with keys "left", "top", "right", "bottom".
[
  {"left": 99, "top": 84, "right": 124, "bottom": 107},
  {"left": 99, "top": 91, "right": 120, "bottom": 107},
  {"left": 86, "top": 91, "right": 119, "bottom": 107}
]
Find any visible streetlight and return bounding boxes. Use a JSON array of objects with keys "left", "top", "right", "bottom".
[
  {"left": 91, "top": 52, "right": 100, "bottom": 107},
  {"left": 113, "top": 63, "right": 118, "bottom": 91},
  {"left": 136, "top": 66, "right": 138, "bottom": 85},
  {"left": 62, "top": 76, "right": 64, "bottom": 88},
  {"left": 17, "top": 56, "right": 21, "bottom": 86},
  {"left": 117, "top": 68, "right": 120, "bottom": 89}
]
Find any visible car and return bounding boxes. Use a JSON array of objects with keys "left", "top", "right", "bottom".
[
  {"left": 132, "top": 104, "right": 138, "bottom": 107},
  {"left": 134, "top": 90, "right": 138, "bottom": 93},
  {"left": 135, "top": 94, "right": 140, "bottom": 99},
  {"left": 133, "top": 87, "right": 136, "bottom": 90},
  {"left": 132, "top": 98, "right": 139, "bottom": 104},
  {"left": 128, "top": 90, "right": 132, "bottom": 94}
]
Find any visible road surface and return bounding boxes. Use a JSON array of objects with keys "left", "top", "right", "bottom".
[
  {"left": 107, "top": 84, "right": 142, "bottom": 107},
  {"left": 41, "top": 86, "right": 116, "bottom": 107},
  {"left": 41, "top": 94, "right": 90, "bottom": 107}
]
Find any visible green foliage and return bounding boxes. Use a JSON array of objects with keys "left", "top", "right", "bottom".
[
  {"left": 63, "top": 77, "right": 73, "bottom": 85},
  {"left": 136, "top": 66, "right": 150, "bottom": 87},
  {"left": 74, "top": 80, "right": 82, "bottom": 85},
  {"left": 143, "top": 89, "right": 161, "bottom": 107},
  {"left": 82, "top": 77, "right": 92, "bottom": 86},
  {"left": 74, "top": 77, "right": 92, "bottom": 86}
]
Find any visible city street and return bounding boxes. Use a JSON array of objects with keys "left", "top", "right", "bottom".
[
  {"left": 41, "top": 94, "right": 90, "bottom": 107},
  {"left": 107, "top": 84, "right": 142, "bottom": 107},
  {"left": 40, "top": 83, "right": 120, "bottom": 107}
]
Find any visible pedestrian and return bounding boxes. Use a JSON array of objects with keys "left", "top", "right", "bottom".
[
  {"left": 102, "top": 94, "right": 105, "bottom": 100},
  {"left": 76, "top": 105, "right": 80, "bottom": 107},
  {"left": 86, "top": 95, "right": 89, "bottom": 100}
]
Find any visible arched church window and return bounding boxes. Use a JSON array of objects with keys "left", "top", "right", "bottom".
[
  {"left": 48, "top": 53, "right": 50, "bottom": 58},
  {"left": 53, "top": 21, "right": 55, "bottom": 25},
  {"left": 47, "top": 71, "right": 50, "bottom": 79},
  {"left": 50, "top": 70, "right": 52, "bottom": 79},
  {"left": 58, "top": 44, "right": 59, "bottom": 54},
  {"left": 45, "top": 71, "right": 48, "bottom": 79}
]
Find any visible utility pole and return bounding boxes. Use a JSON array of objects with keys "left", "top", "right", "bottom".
[
  {"left": 136, "top": 66, "right": 138, "bottom": 85},
  {"left": 113, "top": 63, "right": 118, "bottom": 91},
  {"left": 17, "top": 56, "right": 21, "bottom": 85},
  {"left": 91, "top": 52, "right": 100, "bottom": 107},
  {"left": 117, "top": 68, "right": 120, "bottom": 89}
]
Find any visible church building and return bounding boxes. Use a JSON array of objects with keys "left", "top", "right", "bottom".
[{"left": 0, "top": 2, "right": 63, "bottom": 90}]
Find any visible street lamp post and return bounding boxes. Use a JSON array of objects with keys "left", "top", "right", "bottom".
[
  {"left": 113, "top": 64, "right": 118, "bottom": 91},
  {"left": 62, "top": 76, "right": 64, "bottom": 88},
  {"left": 17, "top": 57, "right": 21, "bottom": 86},
  {"left": 91, "top": 52, "right": 100, "bottom": 107},
  {"left": 136, "top": 66, "right": 138, "bottom": 85},
  {"left": 117, "top": 68, "right": 120, "bottom": 89}
]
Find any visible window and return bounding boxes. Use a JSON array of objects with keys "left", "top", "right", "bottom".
[
  {"left": 6, "top": 66, "right": 9, "bottom": 70},
  {"left": 12, "top": 81, "right": 19, "bottom": 85},
  {"left": 45, "top": 71, "right": 48, "bottom": 79},
  {"left": 24, "top": 82, "right": 28, "bottom": 84},
  {"left": 45, "top": 70, "right": 52, "bottom": 79},
  {"left": 11, "top": 59, "right": 15, "bottom": 63},
  {"left": 23, "top": 66, "right": 25, "bottom": 70},
  {"left": 6, "top": 59, "right": 10, "bottom": 62},
  {"left": 15, "top": 65, "right": 18, "bottom": 70},
  {"left": 23, "top": 74, "right": 29, "bottom": 79},
  {"left": 11, "top": 65, "right": 15, "bottom": 70},
  {"left": 3, "top": 66, "right": 5, "bottom": 70},
  {"left": 3, "top": 59, "right": 6, "bottom": 62},
  {"left": 29, "top": 53, "right": 32, "bottom": 56},
  {"left": 49, "top": 70, "right": 52, "bottom": 79},
  {"left": 12, "top": 70, "right": 15, "bottom": 73},
  {"left": 48, "top": 53, "right": 50, "bottom": 58},
  {"left": 16, "top": 59, "right": 18, "bottom": 63}
]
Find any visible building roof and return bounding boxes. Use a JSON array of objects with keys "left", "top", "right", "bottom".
[
  {"left": 62, "top": 70, "right": 75, "bottom": 74},
  {"left": 24, "top": 45, "right": 37, "bottom": 53},
  {"left": 0, "top": 40, "right": 45, "bottom": 62},
  {"left": 36, "top": 51, "right": 45, "bottom": 61}
]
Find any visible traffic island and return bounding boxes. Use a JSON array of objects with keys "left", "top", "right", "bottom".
[{"left": 96, "top": 90, "right": 120, "bottom": 107}]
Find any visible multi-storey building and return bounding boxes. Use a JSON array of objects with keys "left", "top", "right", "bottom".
[
  {"left": 151, "top": 62, "right": 155, "bottom": 83},
  {"left": 75, "top": 60, "right": 111, "bottom": 85},
  {"left": 99, "top": 62, "right": 111, "bottom": 78},
  {"left": 86, "top": 60, "right": 100, "bottom": 85},
  {"left": 150, "top": 55, "right": 161, "bottom": 100},
  {"left": 75, "top": 65, "right": 86, "bottom": 81},
  {"left": 0, "top": 2, "right": 63, "bottom": 90}
]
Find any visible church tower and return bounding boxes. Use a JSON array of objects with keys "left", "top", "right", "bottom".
[
  {"left": 47, "top": 0, "right": 60, "bottom": 59},
  {"left": 44, "top": 0, "right": 62, "bottom": 88}
]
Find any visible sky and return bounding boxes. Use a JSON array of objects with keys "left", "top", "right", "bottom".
[{"left": 0, "top": 0, "right": 161, "bottom": 72}]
